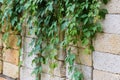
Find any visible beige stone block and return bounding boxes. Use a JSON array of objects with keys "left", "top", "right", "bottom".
[
  {"left": 102, "top": 14, "right": 120, "bottom": 34},
  {"left": 42, "top": 64, "right": 50, "bottom": 74},
  {"left": 21, "top": 24, "right": 26, "bottom": 37},
  {"left": 57, "top": 48, "right": 66, "bottom": 61},
  {"left": 67, "top": 45, "right": 79, "bottom": 55},
  {"left": 93, "top": 70, "right": 120, "bottom": 80},
  {"left": 22, "top": 52, "right": 35, "bottom": 69},
  {"left": 70, "top": 46, "right": 78, "bottom": 55},
  {"left": 75, "top": 64, "right": 92, "bottom": 80},
  {"left": 105, "top": 0, "right": 120, "bottom": 14},
  {"left": 3, "top": 35, "right": 20, "bottom": 49},
  {"left": 41, "top": 73, "right": 65, "bottom": 80},
  {"left": 66, "top": 64, "right": 92, "bottom": 80},
  {"left": 93, "top": 51, "right": 120, "bottom": 74},
  {"left": 20, "top": 67, "right": 35, "bottom": 80},
  {"left": 3, "top": 62, "right": 18, "bottom": 78},
  {"left": 94, "top": 33, "right": 120, "bottom": 54},
  {"left": 23, "top": 37, "right": 34, "bottom": 53},
  {"left": 3, "top": 49, "right": 19, "bottom": 65},
  {"left": 76, "top": 49, "right": 92, "bottom": 66},
  {"left": 54, "top": 61, "right": 66, "bottom": 77},
  {"left": 42, "top": 61, "right": 66, "bottom": 77},
  {"left": 0, "top": 61, "right": 2, "bottom": 73}
]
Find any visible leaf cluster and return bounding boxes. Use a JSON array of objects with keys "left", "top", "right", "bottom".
[{"left": 0, "top": 0, "right": 108, "bottom": 80}]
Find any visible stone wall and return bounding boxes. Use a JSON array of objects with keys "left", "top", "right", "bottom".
[
  {"left": 0, "top": 0, "right": 120, "bottom": 80},
  {"left": 20, "top": 26, "right": 36, "bottom": 80},
  {"left": 93, "top": 0, "right": 120, "bottom": 80},
  {"left": 0, "top": 32, "right": 19, "bottom": 79}
]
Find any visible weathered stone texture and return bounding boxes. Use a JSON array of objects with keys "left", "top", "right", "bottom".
[
  {"left": 94, "top": 33, "right": 120, "bottom": 54},
  {"left": 22, "top": 52, "right": 35, "bottom": 69},
  {"left": 42, "top": 61, "right": 66, "bottom": 77},
  {"left": 76, "top": 64, "right": 92, "bottom": 80},
  {"left": 57, "top": 48, "right": 66, "bottom": 61},
  {"left": 93, "top": 70, "right": 120, "bottom": 80},
  {"left": 41, "top": 73, "right": 65, "bottom": 80},
  {"left": 76, "top": 49, "right": 92, "bottom": 66},
  {"left": 3, "top": 49, "right": 19, "bottom": 65},
  {"left": 66, "top": 64, "right": 92, "bottom": 80},
  {"left": 3, "top": 35, "right": 20, "bottom": 49},
  {"left": 93, "top": 51, "right": 120, "bottom": 74},
  {"left": 102, "top": 14, "right": 120, "bottom": 34},
  {"left": 23, "top": 37, "right": 34, "bottom": 53},
  {"left": 20, "top": 67, "right": 35, "bottom": 80},
  {"left": 105, "top": 0, "right": 120, "bottom": 13},
  {"left": 3, "top": 62, "right": 18, "bottom": 78}
]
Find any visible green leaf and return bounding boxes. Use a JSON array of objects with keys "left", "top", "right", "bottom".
[
  {"left": 84, "top": 31, "right": 91, "bottom": 38},
  {"left": 99, "top": 9, "right": 108, "bottom": 19},
  {"left": 2, "top": 32, "right": 9, "bottom": 42},
  {"left": 82, "top": 38, "right": 89, "bottom": 46},
  {"left": 61, "top": 21, "right": 69, "bottom": 31},
  {"left": 102, "top": 0, "right": 110, "bottom": 4},
  {"left": 84, "top": 47, "right": 91, "bottom": 54},
  {"left": 47, "top": 1, "right": 53, "bottom": 12},
  {"left": 65, "top": 48, "right": 75, "bottom": 66},
  {"left": 83, "top": 18, "right": 89, "bottom": 25},
  {"left": 24, "top": 1, "right": 31, "bottom": 9},
  {"left": 70, "top": 4, "right": 75, "bottom": 12},
  {"left": 18, "top": 61, "right": 23, "bottom": 67},
  {"left": 50, "top": 62, "right": 58, "bottom": 69},
  {"left": 17, "top": 36, "right": 21, "bottom": 46}
]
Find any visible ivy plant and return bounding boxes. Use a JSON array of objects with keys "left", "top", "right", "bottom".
[{"left": 0, "top": 0, "right": 109, "bottom": 80}]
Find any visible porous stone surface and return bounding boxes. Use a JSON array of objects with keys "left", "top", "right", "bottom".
[
  {"left": 20, "top": 67, "right": 35, "bottom": 80},
  {"left": 76, "top": 64, "right": 92, "bottom": 80},
  {"left": 23, "top": 37, "right": 34, "bottom": 53},
  {"left": 76, "top": 49, "right": 92, "bottom": 66},
  {"left": 3, "top": 49, "right": 19, "bottom": 65},
  {"left": 41, "top": 73, "right": 65, "bottom": 80},
  {"left": 93, "top": 70, "right": 120, "bottom": 80},
  {"left": 42, "top": 61, "right": 66, "bottom": 77},
  {"left": 3, "top": 62, "right": 18, "bottom": 78},
  {"left": 66, "top": 64, "right": 92, "bottom": 80},
  {"left": 93, "top": 51, "right": 120, "bottom": 74},
  {"left": 3, "top": 35, "right": 20, "bottom": 49},
  {"left": 94, "top": 33, "right": 120, "bottom": 54},
  {"left": 105, "top": 0, "right": 120, "bottom": 14},
  {"left": 102, "top": 14, "right": 120, "bottom": 34},
  {"left": 57, "top": 48, "right": 66, "bottom": 61},
  {"left": 22, "top": 52, "right": 35, "bottom": 69}
]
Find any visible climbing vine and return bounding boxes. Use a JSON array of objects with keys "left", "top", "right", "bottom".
[{"left": 0, "top": 0, "right": 109, "bottom": 80}]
